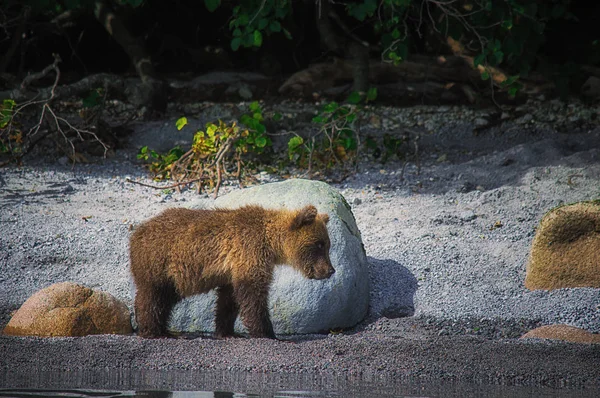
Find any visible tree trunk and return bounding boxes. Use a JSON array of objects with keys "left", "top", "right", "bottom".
[
  {"left": 0, "top": 8, "right": 29, "bottom": 74},
  {"left": 93, "top": 1, "right": 166, "bottom": 113},
  {"left": 315, "top": 0, "right": 370, "bottom": 97},
  {"left": 349, "top": 42, "right": 370, "bottom": 94}
]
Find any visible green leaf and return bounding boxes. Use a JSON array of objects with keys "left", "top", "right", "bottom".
[
  {"left": 231, "top": 37, "right": 242, "bottom": 51},
  {"left": 237, "top": 13, "right": 249, "bottom": 26},
  {"left": 206, "top": 123, "right": 217, "bottom": 137},
  {"left": 82, "top": 89, "right": 101, "bottom": 108},
  {"left": 255, "top": 136, "right": 267, "bottom": 148},
  {"left": 233, "top": 28, "right": 242, "bottom": 37},
  {"left": 204, "top": 0, "right": 220, "bottom": 12},
  {"left": 500, "top": 75, "right": 520, "bottom": 87},
  {"left": 253, "top": 30, "right": 263, "bottom": 47},
  {"left": 176, "top": 117, "right": 188, "bottom": 131},
  {"left": 346, "top": 113, "right": 357, "bottom": 123},
  {"left": 249, "top": 101, "right": 260, "bottom": 112},
  {"left": 481, "top": 71, "right": 490, "bottom": 80},
  {"left": 275, "top": 6, "right": 288, "bottom": 19},
  {"left": 323, "top": 102, "right": 339, "bottom": 113},
  {"left": 269, "top": 20, "right": 281, "bottom": 33},
  {"left": 253, "top": 112, "right": 263, "bottom": 121},
  {"left": 501, "top": 19, "right": 513, "bottom": 30},
  {"left": 391, "top": 28, "right": 400, "bottom": 40},
  {"left": 288, "top": 136, "right": 304, "bottom": 150},
  {"left": 492, "top": 50, "right": 504, "bottom": 65},
  {"left": 137, "top": 146, "right": 149, "bottom": 160},
  {"left": 272, "top": 112, "right": 282, "bottom": 121},
  {"left": 343, "top": 137, "right": 356, "bottom": 150},
  {"left": 258, "top": 18, "right": 269, "bottom": 30},
  {"left": 283, "top": 28, "right": 292, "bottom": 40},
  {"left": 474, "top": 54, "right": 486, "bottom": 67},
  {"left": 367, "top": 87, "right": 378, "bottom": 102},
  {"left": 2, "top": 99, "right": 16, "bottom": 109},
  {"left": 346, "top": 91, "right": 363, "bottom": 104}
]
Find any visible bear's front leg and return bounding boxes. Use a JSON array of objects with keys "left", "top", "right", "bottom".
[
  {"left": 234, "top": 281, "right": 276, "bottom": 339},
  {"left": 214, "top": 284, "right": 239, "bottom": 338},
  {"left": 134, "top": 282, "right": 179, "bottom": 338}
]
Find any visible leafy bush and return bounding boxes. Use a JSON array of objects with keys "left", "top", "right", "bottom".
[
  {"left": 137, "top": 101, "right": 272, "bottom": 196},
  {"left": 0, "top": 99, "right": 22, "bottom": 159},
  {"left": 288, "top": 88, "right": 377, "bottom": 171}
]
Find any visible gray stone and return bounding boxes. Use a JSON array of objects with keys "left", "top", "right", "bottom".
[
  {"left": 474, "top": 118, "right": 488, "bottom": 127},
  {"left": 169, "top": 179, "right": 370, "bottom": 335},
  {"left": 581, "top": 76, "right": 600, "bottom": 99},
  {"left": 459, "top": 211, "right": 477, "bottom": 222}
]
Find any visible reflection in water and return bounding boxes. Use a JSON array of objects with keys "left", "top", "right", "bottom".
[
  {"left": 0, "top": 390, "right": 335, "bottom": 398},
  {"left": 1, "top": 369, "right": 599, "bottom": 398},
  {"left": 0, "top": 390, "right": 263, "bottom": 398}
]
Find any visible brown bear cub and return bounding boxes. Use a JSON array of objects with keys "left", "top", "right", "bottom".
[{"left": 130, "top": 205, "right": 334, "bottom": 339}]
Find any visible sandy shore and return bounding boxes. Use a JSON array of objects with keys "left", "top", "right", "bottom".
[{"left": 1, "top": 101, "right": 599, "bottom": 394}]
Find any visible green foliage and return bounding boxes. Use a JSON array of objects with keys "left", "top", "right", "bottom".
[
  {"left": 82, "top": 88, "right": 103, "bottom": 108},
  {"left": 204, "top": 0, "right": 221, "bottom": 13},
  {"left": 343, "top": 0, "right": 578, "bottom": 96},
  {"left": 347, "top": 0, "right": 378, "bottom": 22},
  {"left": 288, "top": 89, "right": 377, "bottom": 170},
  {"left": 137, "top": 146, "right": 185, "bottom": 180},
  {"left": 176, "top": 117, "right": 188, "bottom": 131},
  {"left": 137, "top": 102, "right": 272, "bottom": 194},
  {"left": 381, "top": 133, "right": 409, "bottom": 163},
  {"left": 0, "top": 99, "right": 16, "bottom": 129},
  {"left": 0, "top": 99, "right": 23, "bottom": 156},
  {"left": 227, "top": 0, "right": 293, "bottom": 51}
]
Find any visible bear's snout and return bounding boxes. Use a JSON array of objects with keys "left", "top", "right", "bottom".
[{"left": 312, "top": 261, "right": 336, "bottom": 280}]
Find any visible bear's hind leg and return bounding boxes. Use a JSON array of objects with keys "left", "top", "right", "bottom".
[
  {"left": 214, "top": 284, "right": 239, "bottom": 338},
  {"left": 135, "top": 282, "right": 179, "bottom": 338},
  {"left": 234, "top": 282, "right": 276, "bottom": 339}
]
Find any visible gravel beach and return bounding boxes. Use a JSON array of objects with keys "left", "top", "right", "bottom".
[{"left": 1, "top": 100, "right": 599, "bottom": 395}]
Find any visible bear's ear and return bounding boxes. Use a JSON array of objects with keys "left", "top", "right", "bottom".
[
  {"left": 291, "top": 205, "right": 318, "bottom": 230},
  {"left": 321, "top": 214, "right": 329, "bottom": 224}
]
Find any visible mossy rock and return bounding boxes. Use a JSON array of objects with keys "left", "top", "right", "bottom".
[
  {"left": 521, "top": 325, "right": 600, "bottom": 344},
  {"left": 3, "top": 282, "right": 132, "bottom": 337},
  {"left": 525, "top": 202, "right": 600, "bottom": 290}
]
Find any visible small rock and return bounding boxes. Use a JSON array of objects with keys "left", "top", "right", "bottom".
[
  {"left": 525, "top": 201, "right": 600, "bottom": 290},
  {"left": 238, "top": 85, "right": 253, "bottom": 100},
  {"left": 457, "top": 182, "right": 476, "bottom": 193},
  {"left": 474, "top": 118, "right": 488, "bottom": 127},
  {"left": 521, "top": 325, "right": 600, "bottom": 344},
  {"left": 520, "top": 114, "right": 534, "bottom": 124},
  {"left": 3, "top": 282, "right": 132, "bottom": 337},
  {"left": 581, "top": 76, "right": 600, "bottom": 99},
  {"left": 460, "top": 211, "right": 477, "bottom": 222}
]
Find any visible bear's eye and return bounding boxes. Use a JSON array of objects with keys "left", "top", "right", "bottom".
[{"left": 315, "top": 241, "right": 325, "bottom": 250}]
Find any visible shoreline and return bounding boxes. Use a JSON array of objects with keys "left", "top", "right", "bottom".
[
  {"left": 1, "top": 101, "right": 600, "bottom": 392},
  {"left": 1, "top": 317, "right": 599, "bottom": 391}
]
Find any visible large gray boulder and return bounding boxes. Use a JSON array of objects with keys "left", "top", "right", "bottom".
[{"left": 168, "top": 179, "right": 370, "bottom": 335}]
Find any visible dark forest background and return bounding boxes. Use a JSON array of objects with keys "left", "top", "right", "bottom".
[{"left": 1, "top": 1, "right": 599, "bottom": 173}]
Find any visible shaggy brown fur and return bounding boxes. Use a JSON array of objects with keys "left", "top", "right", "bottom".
[{"left": 130, "top": 205, "right": 334, "bottom": 339}]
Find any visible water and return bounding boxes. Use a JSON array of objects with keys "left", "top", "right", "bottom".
[{"left": 0, "top": 369, "right": 598, "bottom": 398}]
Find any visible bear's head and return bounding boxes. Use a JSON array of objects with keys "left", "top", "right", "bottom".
[{"left": 284, "top": 205, "right": 335, "bottom": 280}]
